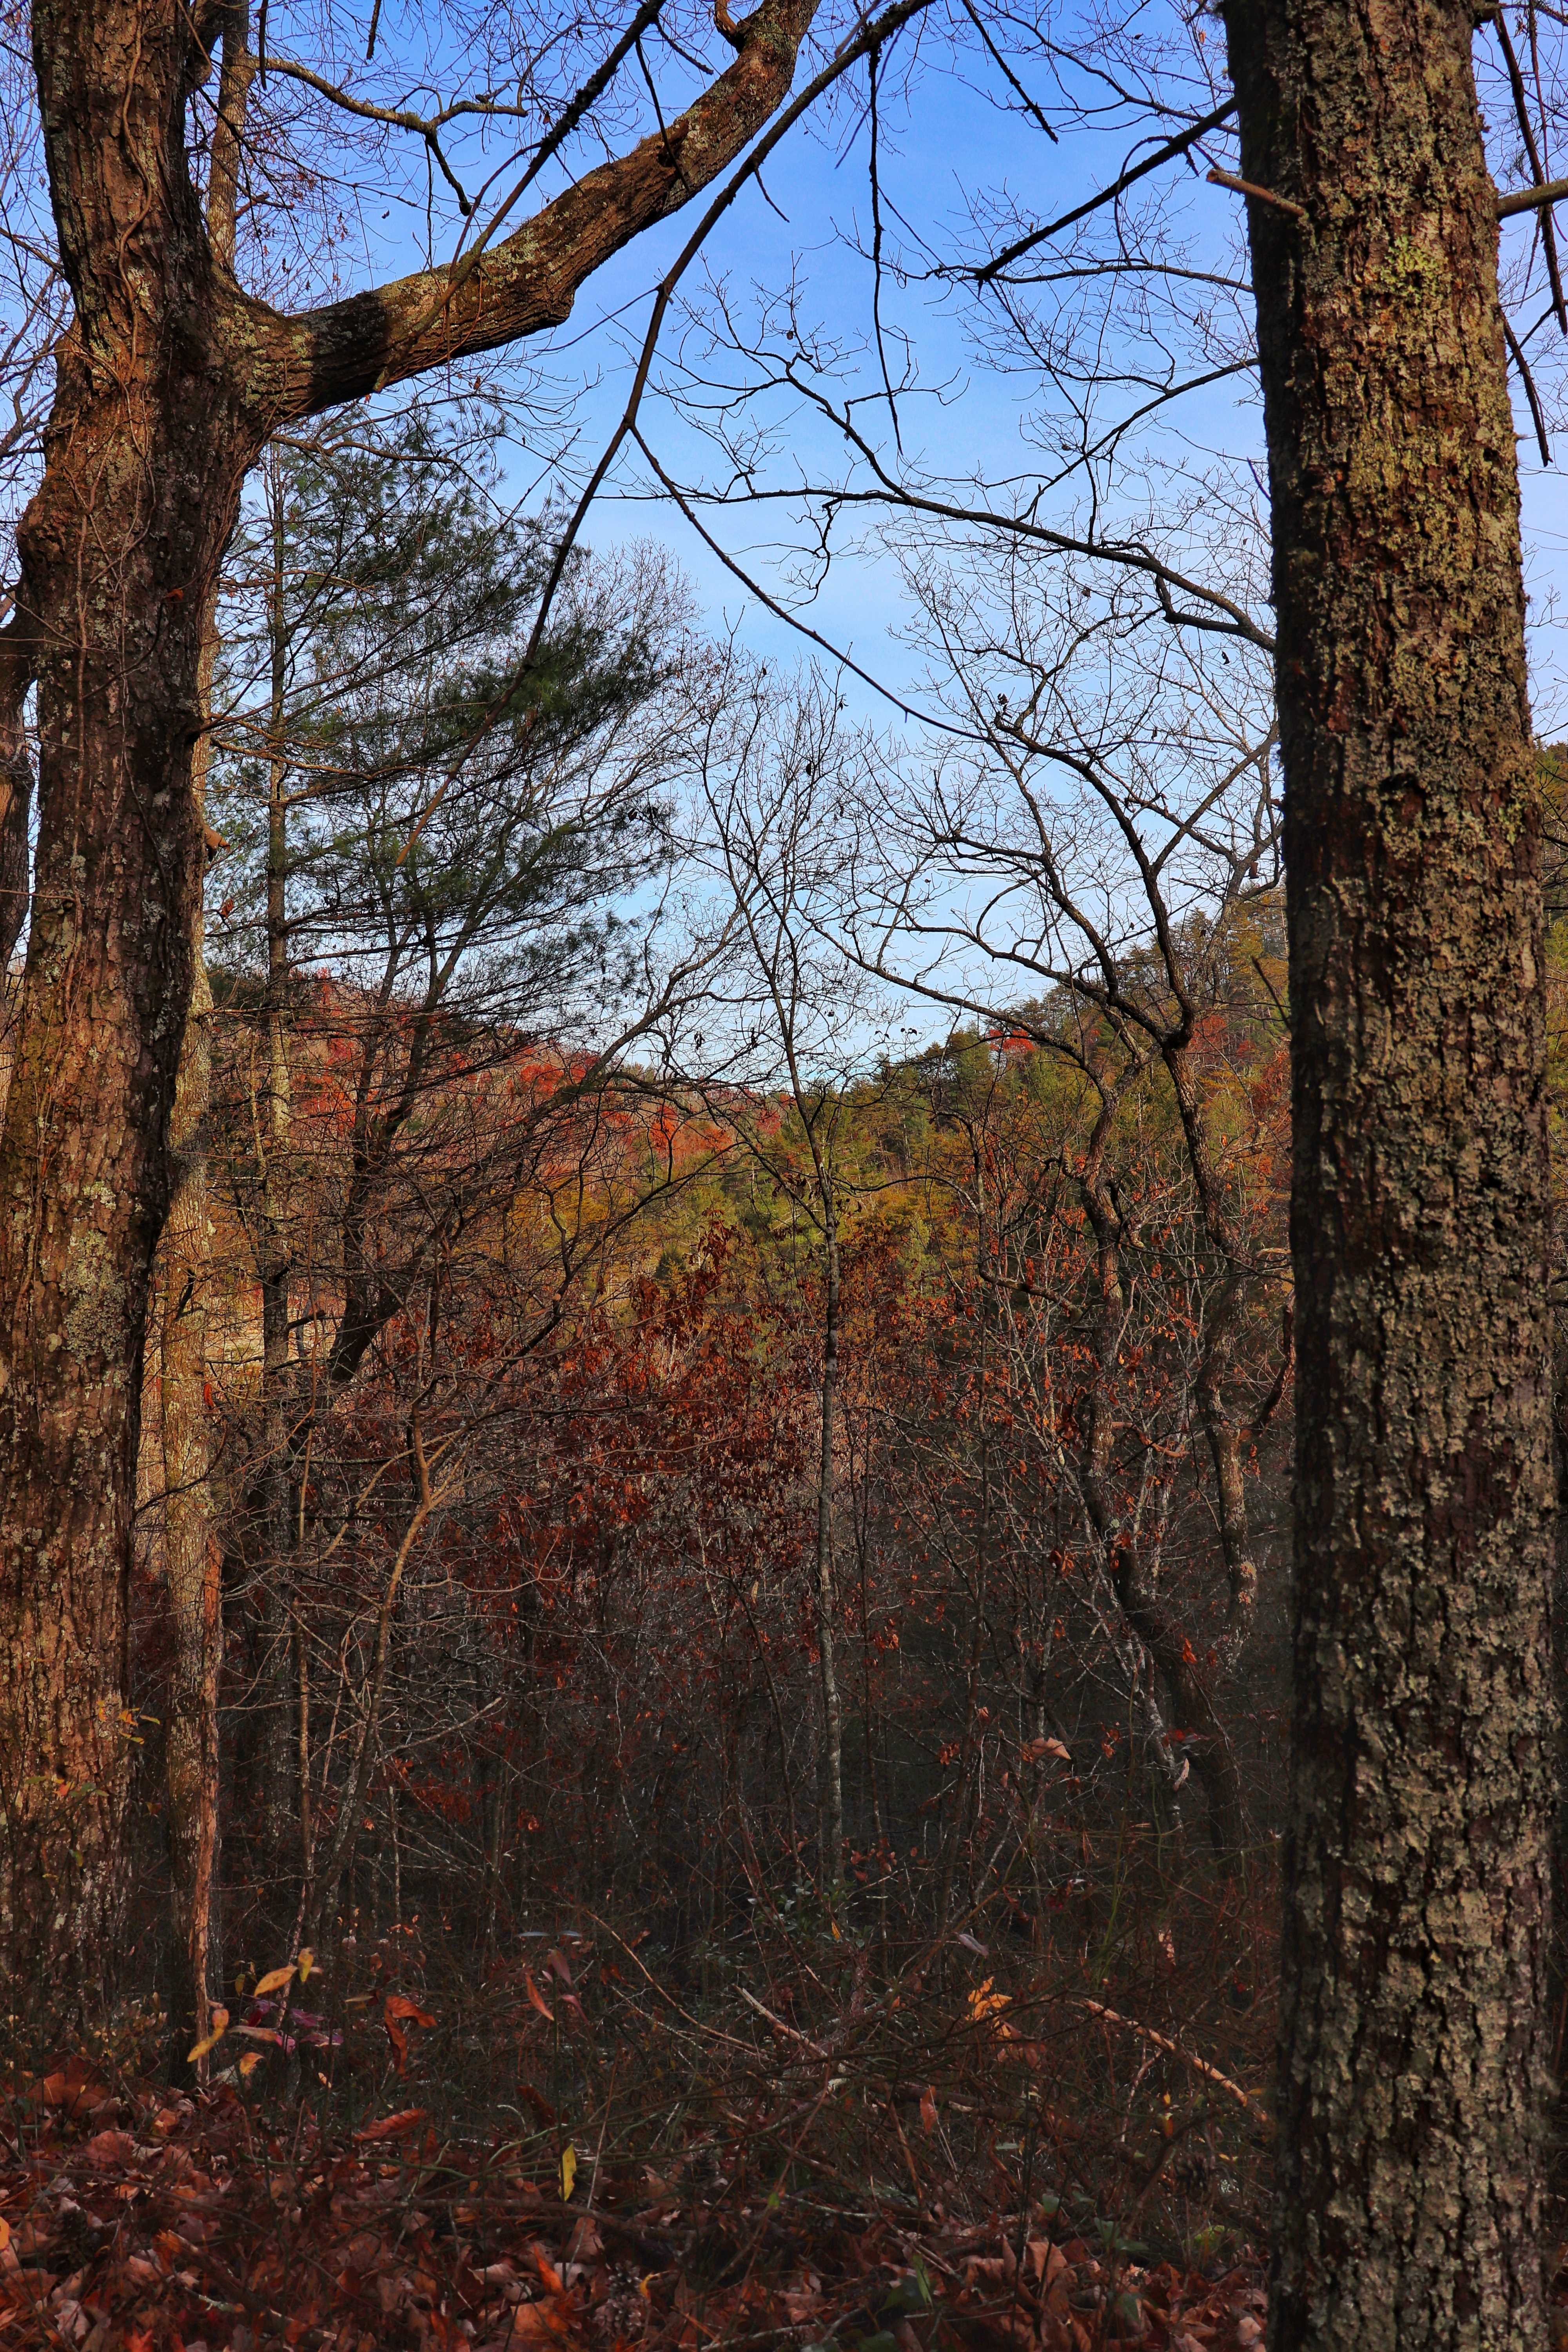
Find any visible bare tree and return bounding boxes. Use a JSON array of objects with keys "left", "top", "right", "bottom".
[
  {"left": 824, "top": 542, "right": 1286, "bottom": 1857},
  {"left": 699, "top": 670, "right": 880, "bottom": 1887}
]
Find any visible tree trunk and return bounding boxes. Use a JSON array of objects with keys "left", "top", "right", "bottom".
[
  {"left": 161, "top": 4, "right": 251, "bottom": 2066},
  {"left": 937, "top": 1141, "right": 995, "bottom": 1927},
  {"left": 0, "top": 645, "right": 32, "bottom": 976},
  {"left": 1223, "top": 6, "right": 1554, "bottom": 2345},
  {"left": 256, "top": 453, "right": 298, "bottom": 1881},
  {"left": 815, "top": 1187, "right": 844, "bottom": 1886},
  {"left": 161, "top": 624, "right": 222, "bottom": 2069},
  {"left": 309, "top": 1421, "right": 439, "bottom": 1939},
  {"left": 0, "top": 4, "right": 254, "bottom": 1993},
  {"left": 1077, "top": 1090, "right": 1244, "bottom": 1855}
]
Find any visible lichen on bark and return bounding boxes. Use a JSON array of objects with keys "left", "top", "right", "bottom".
[{"left": 1222, "top": 3, "right": 1555, "bottom": 2346}]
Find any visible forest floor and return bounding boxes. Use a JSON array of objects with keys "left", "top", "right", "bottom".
[
  {"left": 5, "top": 1880, "right": 1561, "bottom": 2352},
  {"left": 0, "top": 2051, "right": 1272, "bottom": 2352}
]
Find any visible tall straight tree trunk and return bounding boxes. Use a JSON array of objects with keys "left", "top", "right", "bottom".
[
  {"left": 256, "top": 455, "right": 297, "bottom": 1878},
  {"left": 1222, "top": 7, "right": 1554, "bottom": 2346},
  {"left": 161, "top": 0, "right": 251, "bottom": 2073},
  {"left": 161, "top": 624, "right": 221, "bottom": 2067},
  {"left": 814, "top": 1185, "right": 844, "bottom": 1886}
]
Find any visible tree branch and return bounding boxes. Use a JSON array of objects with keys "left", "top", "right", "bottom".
[
  {"left": 1497, "top": 173, "right": 1568, "bottom": 216},
  {"left": 967, "top": 101, "right": 1238, "bottom": 283},
  {"left": 236, "top": 0, "right": 829, "bottom": 423}
]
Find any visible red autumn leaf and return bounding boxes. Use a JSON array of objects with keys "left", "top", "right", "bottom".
[
  {"left": 384, "top": 1993, "right": 436, "bottom": 2028},
  {"left": 382, "top": 1992, "right": 434, "bottom": 2073},
  {"left": 505, "top": 2305, "right": 575, "bottom": 2345},
  {"left": 34, "top": 2056, "right": 112, "bottom": 2118},
  {"left": 524, "top": 1968, "right": 555, "bottom": 2023},
  {"left": 355, "top": 2107, "right": 429, "bottom": 2141}
]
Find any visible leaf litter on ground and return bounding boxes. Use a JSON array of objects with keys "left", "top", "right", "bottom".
[{"left": 0, "top": 2049, "right": 1290, "bottom": 2352}]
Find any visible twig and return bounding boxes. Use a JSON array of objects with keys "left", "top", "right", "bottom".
[
  {"left": 1075, "top": 1999, "right": 1270, "bottom": 2130},
  {"left": 493, "top": 2196, "right": 677, "bottom": 2268},
  {"left": 1493, "top": 11, "right": 1566, "bottom": 330},
  {"left": 1205, "top": 167, "right": 1305, "bottom": 222},
  {"left": 1504, "top": 312, "right": 1553, "bottom": 466},
  {"left": 973, "top": 102, "right": 1238, "bottom": 280},
  {"left": 1498, "top": 174, "right": 1568, "bottom": 217},
  {"left": 739, "top": 1984, "right": 833, "bottom": 2061},
  {"left": 510, "top": 0, "right": 935, "bottom": 672}
]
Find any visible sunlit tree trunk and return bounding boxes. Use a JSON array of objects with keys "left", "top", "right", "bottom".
[
  {"left": 1223, "top": 4, "right": 1555, "bottom": 2344},
  {"left": 0, "top": 4, "right": 252, "bottom": 1996},
  {"left": 160, "top": 0, "right": 251, "bottom": 2074},
  {"left": 161, "top": 626, "right": 221, "bottom": 2069}
]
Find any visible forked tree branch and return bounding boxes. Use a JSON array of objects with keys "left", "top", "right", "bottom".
[{"left": 231, "top": 0, "right": 831, "bottom": 424}]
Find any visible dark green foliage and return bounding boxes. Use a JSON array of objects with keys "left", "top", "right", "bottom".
[{"left": 210, "top": 405, "right": 695, "bottom": 1042}]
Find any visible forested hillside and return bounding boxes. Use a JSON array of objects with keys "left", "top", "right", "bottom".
[{"left": 142, "top": 904, "right": 1295, "bottom": 1964}]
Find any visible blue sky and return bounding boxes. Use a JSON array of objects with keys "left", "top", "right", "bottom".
[
  {"left": 358, "top": 11, "right": 1266, "bottom": 726},
  {"left": 250, "top": 4, "right": 1568, "bottom": 737}
]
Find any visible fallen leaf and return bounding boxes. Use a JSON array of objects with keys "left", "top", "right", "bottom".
[{"left": 517, "top": 2082, "right": 557, "bottom": 2127}]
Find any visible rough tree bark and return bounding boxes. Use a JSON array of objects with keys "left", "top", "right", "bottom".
[
  {"left": 1222, "top": 5, "right": 1555, "bottom": 2347},
  {"left": 160, "top": 0, "right": 251, "bottom": 2072},
  {"left": 0, "top": 2, "right": 255, "bottom": 1997},
  {"left": 0, "top": 657, "right": 31, "bottom": 976},
  {"left": 0, "top": 0, "right": 830, "bottom": 1993},
  {"left": 160, "top": 628, "right": 221, "bottom": 2069}
]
